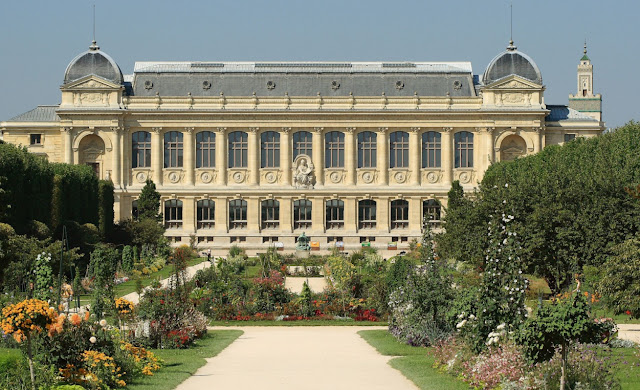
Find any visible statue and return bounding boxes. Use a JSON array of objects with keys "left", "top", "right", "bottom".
[
  {"left": 294, "top": 156, "right": 314, "bottom": 189},
  {"left": 295, "top": 232, "right": 310, "bottom": 251}
]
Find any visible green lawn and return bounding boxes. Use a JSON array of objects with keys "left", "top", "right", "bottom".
[
  {"left": 0, "top": 348, "right": 21, "bottom": 372},
  {"left": 114, "top": 257, "right": 208, "bottom": 298},
  {"left": 125, "top": 330, "right": 242, "bottom": 390},
  {"left": 615, "top": 347, "right": 640, "bottom": 389},
  {"left": 210, "top": 320, "right": 386, "bottom": 327},
  {"left": 358, "top": 330, "right": 468, "bottom": 390}
]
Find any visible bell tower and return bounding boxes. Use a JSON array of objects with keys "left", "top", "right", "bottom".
[{"left": 569, "top": 42, "right": 602, "bottom": 121}]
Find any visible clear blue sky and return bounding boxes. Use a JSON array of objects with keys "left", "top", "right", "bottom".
[{"left": 1, "top": 0, "right": 637, "bottom": 128}]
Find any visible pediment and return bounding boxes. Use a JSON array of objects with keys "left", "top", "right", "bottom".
[
  {"left": 484, "top": 75, "right": 542, "bottom": 90},
  {"left": 62, "top": 75, "right": 122, "bottom": 90}
]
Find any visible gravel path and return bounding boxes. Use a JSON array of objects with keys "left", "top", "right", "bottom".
[
  {"left": 174, "top": 326, "right": 418, "bottom": 390},
  {"left": 618, "top": 324, "right": 640, "bottom": 344}
]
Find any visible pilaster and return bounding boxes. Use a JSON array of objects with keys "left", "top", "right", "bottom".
[
  {"left": 344, "top": 196, "right": 357, "bottom": 232},
  {"left": 376, "top": 196, "right": 389, "bottom": 233},
  {"left": 345, "top": 128, "right": 356, "bottom": 185},
  {"left": 182, "top": 196, "right": 196, "bottom": 234},
  {"left": 215, "top": 196, "right": 228, "bottom": 233},
  {"left": 248, "top": 128, "right": 259, "bottom": 185},
  {"left": 184, "top": 127, "right": 195, "bottom": 186},
  {"left": 151, "top": 127, "right": 163, "bottom": 185},
  {"left": 409, "top": 128, "right": 420, "bottom": 186},
  {"left": 441, "top": 128, "right": 453, "bottom": 187},
  {"left": 111, "top": 127, "right": 122, "bottom": 188},
  {"left": 408, "top": 197, "right": 422, "bottom": 232},
  {"left": 312, "top": 128, "right": 324, "bottom": 186},
  {"left": 280, "top": 196, "right": 292, "bottom": 233},
  {"left": 247, "top": 197, "right": 260, "bottom": 231},
  {"left": 377, "top": 127, "right": 388, "bottom": 185},
  {"left": 216, "top": 128, "right": 227, "bottom": 185},
  {"left": 281, "top": 128, "right": 291, "bottom": 186},
  {"left": 62, "top": 127, "right": 74, "bottom": 164},
  {"left": 312, "top": 196, "right": 325, "bottom": 233}
]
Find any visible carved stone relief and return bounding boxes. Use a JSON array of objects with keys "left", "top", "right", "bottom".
[
  {"left": 293, "top": 155, "right": 315, "bottom": 189},
  {"left": 422, "top": 170, "right": 442, "bottom": 184}
]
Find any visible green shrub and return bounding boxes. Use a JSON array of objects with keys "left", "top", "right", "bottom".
[
  {"left": 121, "top": 245, "right": 134, "bottom": 273},
  {"left": 0, "top": 222, "right": 15, "bottom": 238},
  {"left": 98, "top": 179, "right": 114, "bottom": 238},
  {"left": 26, "top": 219, "right": 50, "bottom": 240}
]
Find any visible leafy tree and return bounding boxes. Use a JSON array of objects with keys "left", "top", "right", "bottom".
[
  {"left": 127, "top": 218, "right": 166, "bottom": 250},
  {"left": 137, "top": 179, "right": 161, "bottom": 221},
  {"left": 33, "top": 252, "right": 54, "bottom": 300},
  {"left": 597, "top": 237, "right": 640, "bottom": 318},
  {"left": 121, "top": 245, "right": 134, "bottom": 273},
  {"left": 88, "top": 244, "right": 119, "bottom": 317}
]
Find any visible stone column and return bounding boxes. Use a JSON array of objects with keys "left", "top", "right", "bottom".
[
  {"left": 151, "top": 127, "right": 163, "bottom": 185},
  {"left": 533, "top": 127, "right": 542, "bottom": 152},
  {"left": 280, "top": 197, "right": 292, "bottom": 233},
  {"left": 216, "top": 128, "right": 227, "bottom": 185},
  {"left": 184, "top": 127, "right": 195, "bottom": 186},
  {"left": 478, "top": 127, "right": 495, "bottom": 182},
  {"left": 344, "top": 197, "right": 357, "bottom": 232},
  {"left": 377, "top": 127, "right": 388, "bottom": 185},
  {"left": 281, "top": 128, "right": 291, "bottom": 186},
  {"left": 376, "top": 196, "right": 389, "bottom": 233},
  {"left": 441, "top": 128, "right": 453, "bottom": 187},
  {"left": 248, "top": 128, "right": 259, "bottom": 185},
  {"left": 62, "top": 127, "right": 74, "bottom": 164},
  {"left": 183, "top": 196, "right": 196, "bottom": 234},
  {"left": 215, "top": 196, "right": 228, "bottom": 233},
  {"left": 312, "top": 128, "right": 324, "bottom": 186},
  {"left": 312, "top": 196, "right": 325, "bottom": 233},
  {"left": 345, "top": 128, "right": 356, "bottom": 185},
  {"left": 248, "top": 197, "right": 260, "bottom": 231},
  {"left": 111, "top": 127, "right": 121, "bottom": 188},
  {"left": 122, "top": 129, "right": 129, "bottom": 187},
  {"left": 409, "top": 128, "right": 421, "bottom": 186},
  {"left": 409, "top": 197, "right": 422, "bottom": 233}
]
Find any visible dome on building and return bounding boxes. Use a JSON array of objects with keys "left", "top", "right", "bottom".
[
  {"left": 63, "top": 40, "right": 123, "bottom": 85},
  {"left": 482, "top": 41, "right": 542, "bottom": 85}
]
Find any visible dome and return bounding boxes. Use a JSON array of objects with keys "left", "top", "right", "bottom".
[
  {"left": 63, "top": 41, "right": 124, "bottom": 85},
  {"left": 482, "top": 41, "right": 542, "bottom": 85}
]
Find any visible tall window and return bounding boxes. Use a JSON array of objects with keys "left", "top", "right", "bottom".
[
  {"left": 454, "top": 131, "right": 473, "bottom": 168},
  {"left": 196, "top": 131, "right": 215, "bottom": 168},
  {"left": 229, "top": 199, "right": 247, "bottom": 229},
  {"left": 389, "top": 131, "right": 409, "bottom": 168},
  {"left": 357, "top": 131, "right": 377, "bottom": 168},
  {"left": 422, "top": 131, "right": 441, "bottom": 168},
  {"left": 132, "top": 131, "right": 151, "bottom": 168},
  {"left": 326, "top": 199, "right": 344, "bottom": 229},
  {"left": 358, "top": 200, "right": 377, "bottom": 229},
  {"left": 293, "top": 199, "right": 312, "bottom": 229},
  {"left": 197, "top": 199, "right": 215, "bottom": 229},
  {"left": 390, "top": 200, "right": 409, "bottom": 229},
  {"left": 261, "top": 131, "right": 280, "bottom": 168},
  {"left": 228, "top": 131, "right": 248, "bottom": 168},
  {"left": 164, "top": 131, "right": 184, "bottom": 168},
  {"left": 131, "top": 200, "right": 139, "bottom": 220},
  {"left": 325, "top": 131, "right": 345, "bottom": 168},
  {"left": 423, "top": 199, "right": 442, "bottom": 224},
  {"left": 164, "top": 199, "right": 183, "bottom": 228},
  {"left": 293, "top": 131, "right": 313, "bottom": 160},
  {"left": 261, "top": 199, "right": 280, "bottom": 229}
]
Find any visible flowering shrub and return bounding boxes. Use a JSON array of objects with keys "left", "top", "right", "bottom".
[
  {"left": 466, "top": 342, "right": 529, "bottom": 389},
  {"left": 114, "top": 298, "right": 134, "bottom": 318},
  {"left": 1, "top": 299, "right": 58, "bottom": 343},
  {"left": 121, "top": 342, "right": 161, "bottom": 376}
]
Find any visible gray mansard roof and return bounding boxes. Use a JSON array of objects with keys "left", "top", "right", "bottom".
[
  {"left": 7, "top": 106, "right": 60, "bottom": 122},
  {"left": 130, "top": 61, "right": 476, "bottom": 97}
]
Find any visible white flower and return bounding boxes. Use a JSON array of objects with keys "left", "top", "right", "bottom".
[
  {"left": 505, "top": 183, "right": 509, "bottom": 188},
  {"left": 456, "top": 320, "right": 467, "bottom": 329},
  {"left": 469, "top": 314, "right": 476, "bottom": 320},
  {"left": 90, "top": 336, "right": 97, "bottom": 344},
  {"left": 496, "top": 323, "right": 506, "bottom": 330},
  {"left": 99, "top": 319, "right": 107, "bottom": 327}
]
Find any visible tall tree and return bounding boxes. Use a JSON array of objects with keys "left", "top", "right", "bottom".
[{"left": 137, "top": 179, "right": 161, "bottom": 221}]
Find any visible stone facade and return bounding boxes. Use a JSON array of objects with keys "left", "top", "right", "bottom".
[{"left": 0, "top": 40, "right": 605, "bottom": 252}]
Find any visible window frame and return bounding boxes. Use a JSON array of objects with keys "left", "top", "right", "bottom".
[
  {"left": 293, "top": 131, "right": 313, "bottom": 160},
  {"left": 261, "top": 199, "right": 280, "bottom": 229},
  {"left": 454, "top": 131, "right": 474, "bottom": 169},
  {"left": 228, "top": 131, "right": 248, "bottom": 168},
  {"left": 357, "top": 131, "right": 377, "bottom": 168},
  {"left": 325, "top": 199, "right": 344, "bottom": 229},
  {"left": 423, "top": 199, "right": 442, "bottom": 228},
  {"left": 390, "top": 199, "right": 409, "bottom": 229},
  {"left": 325, "top": 131, "right": 345, "bottom": 168},
  {"left": 358, "top": 199, "right": 377, "bottom": 229},
  {"left": 422, "top": 131, "right": 442, "bottom": 168},
  {"left": 196, "top": 131, "right": 216, "bottom": 168},
  {"left": 229, "top": 199, "right": 248, "bottom": 229},
  {"left": 164, "top": 199, "right": 183, "bottom": 229},
  {"left": 260, "top": 131, "right": 281, "bottom": 168},
  {"left": 132, "top": 131, "right": 152, "bottom": 168},
  {"left": 163, "top": 131, "right": 184, "bottom": 168},
  {"left": 196, "top": 199, "right": 215, "bottom": 229},
  {"left": 293, "top": 199, "right": 312, "bottom": 230},
  {"left": 389, "top": 131, "right": 409, "bottom": 168}
]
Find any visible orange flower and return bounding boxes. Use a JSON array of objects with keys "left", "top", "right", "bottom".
[
  {"left": 84, "top": 311, "right": 91, "bottom": 321},
  {"left": 70, "top": 313, "right": 82, "bottom": 326}
]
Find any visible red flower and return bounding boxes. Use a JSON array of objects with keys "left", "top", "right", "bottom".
[
  {"left": 160, "top": 300, "right": 165, "bottom": 305},
  {"left": 626, "top": 310, "right": 632, "bottom": 315}
]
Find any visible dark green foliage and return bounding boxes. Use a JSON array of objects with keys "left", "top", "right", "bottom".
[
  {"left": 26, "top": 220, "right": 51, "bottom": 240},
  {"left": 122, "top": 245, "right": 135, "bottom": 273},
  {"left": 125, "top": 218, "right": 166, "bottom": 249},
  {"left": 89, "top": 244, "right": 119, "bottom": 317},
  {"left": 98, "top": 180, "right": 114, "bottom": 238},
  {"left": 51, "top": 163, "right": 99, "bottom": 231},
  {"left": 597, "top": 237, "right": 640, "bottom": 318},
  {"left": 138, "top": 179, "right": 161, "bottom": 221},
  {"left": 437, "top": 122, "right": 640, "bottom": 294}
]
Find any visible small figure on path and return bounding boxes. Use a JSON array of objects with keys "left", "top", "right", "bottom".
[{"left": 207, "top": 249, "right": 212, "bottom": 262}]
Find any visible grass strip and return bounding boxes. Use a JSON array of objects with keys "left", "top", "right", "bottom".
[
  {"left": 210, "top": 320, "right": 387, "bottom": 327},
  {"left": 125, "top": 329, "right": 242, "bottom": 390},
  {"left": 358, "top": 329, "right": 468, "bottom": 390},
  {"left": 115, "top": 257, "right": 207, "bottom": 298}
]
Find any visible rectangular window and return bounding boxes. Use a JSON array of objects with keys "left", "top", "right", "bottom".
[
  {"left": 164, "top": 131, "right": 184, "bottom": 168},
  {"left": 358, "top": 200, "right": 377, "bottom": 229},
  {"left": 132, "top": 132, "right": 152, "bottom": 168},
  {"left": 357, "top": 132, "right": 377, "bottom": 168},
  {"left": 293, "top": 131, "right": 313, "bottom": 160},
  {"left": 30, "top": 134, "right": 42, "bottom": 145},
  {"left": 164, "top": 200, "right": 183, "bottom": 229},
  {"left": 390, "top": 200, "right": 409, "bottom": 229},
  {"left": 564, "top": 134, "right": 576, "bottom": 143},
  {"left": 389, "top": 132, "right": 409, "bottom": 168},
  {"left": 293, "top": 199, "right": 312, "bottom": 230},
  {"left": 229, "top": 200, "right": 248, "bottom": 229},
  {"left": 326, "top": 199, "right": 344, "bottom": 229},
  {"left": 422, "top": 132, "right": 442, "bottom": 168},
  {"left": 261, "top": 200, "right": 280, "bottom": 229},
  {"left": 261, "top": 131, "right": 281, "bottom": 168},
  {"left": 196, "top": 131, "right": 216, "bottom": 168},
  {"left": 454, "top": 132, "right": 473, "bottom": 169},
  {"left": 228, "top": 132, "right": 248, "bottom": 168},
  {"left": 325, "top": 132, "right": 345, "bottom": 168},
  {"left": 197, "top": 200, "right": 215, "bottom": 229}
]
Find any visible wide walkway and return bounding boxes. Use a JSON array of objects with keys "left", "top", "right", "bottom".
[{"left": 175, "top": 326, "right": 418, "bottom": 390}]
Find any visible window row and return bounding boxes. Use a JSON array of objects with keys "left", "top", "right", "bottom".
[
  {"left": 133, "top": 198, "right": 441, "bottom": 230},
  {"left": 131, "top": 130, "right": 474, "bottom": 169}
]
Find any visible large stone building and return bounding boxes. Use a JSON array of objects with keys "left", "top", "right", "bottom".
[{"left": 0, "top": 40, "right": 604, "bottom": 252}]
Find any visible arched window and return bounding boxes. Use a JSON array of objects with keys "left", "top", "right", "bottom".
[
  {"left": 228, "top": 131, "right": 248, "bottom": 168},
  {"left": 358, "top": 199, "right": 376, "bottom": 229},
  {"left": 390, "top": 200, "right": 409, "bottom": 229},
  {"left": 325, "top": 131, "right": 345, "bottom": 168},
  {"left": 293, "top": 199, "right": 312, "bottom": 229},
  {"left": 164, "top": 199, "right": 183, "bottom": 228},
  {"left": 454, "top": 131, "right": 473, "bottom": 168},
  {"left": 422, "top": 131, "right": 441, "bottom": 168},
  {"left": 164, "top": 131, "right": 184, "bottom": 168},
  {"left": 197, "top": 199, "right": 215, "bottom": 229},
  {"left": 131, "top": 200, "right": 139, "bottom": 220},
  {"left": 132, "top": 131, "right": 151, "bottom": 168},
  {"left": 196, "top": 131, "right": 215, "bottom": 168},
  {"left": 326, "top": 199, "right": 344, "bottom": 229},
  {"left": 389, "top": 131, "right": 409, "bottom": 168},
  {"left": 293, "top": 131, "right": 313, "bottom": 160},
  {"left": 261, "top": 131, "right": 280, "bottom": 168},
  {"left": 357, "top": 131, "right": 377, "bottom": 168},
  {"left": 261, "top": 199, "right": 280, "bottom": 229},
  {"left": 423, "top": 199, "right": 441, "bottom": 225},
  {"left": 229, "top": 199, "right": 247, "bottom": 229}
]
